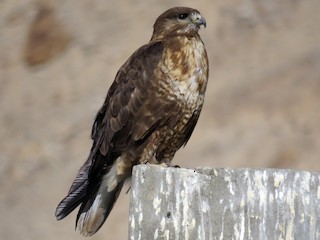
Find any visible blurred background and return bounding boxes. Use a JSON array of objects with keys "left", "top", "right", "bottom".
[{"left": 1, "top": 0, "right": 319, "bottom": 239}]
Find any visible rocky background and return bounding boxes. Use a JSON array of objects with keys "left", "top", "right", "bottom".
[{"left": 1, "top": 0, "right": 319, "bottom": 239}]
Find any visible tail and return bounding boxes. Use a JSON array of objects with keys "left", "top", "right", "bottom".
[
  {"left": 75, "top": 179, "right": 125, "bottom": 236},
  {"left": 55, "top": 155, "right": 128, "bottom": 236}
]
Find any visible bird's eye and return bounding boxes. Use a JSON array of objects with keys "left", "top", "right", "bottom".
[{"left": 178, "top": 13, "right": 189, "bottom": 20}]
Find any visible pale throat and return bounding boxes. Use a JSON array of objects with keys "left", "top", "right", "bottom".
[{"left": 165, "top": 36, "right": 208, "bottom": 98}]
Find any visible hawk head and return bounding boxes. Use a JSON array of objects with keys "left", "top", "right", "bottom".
[{"left": 152, "top": 7, "right": 206, "bottom": 40}]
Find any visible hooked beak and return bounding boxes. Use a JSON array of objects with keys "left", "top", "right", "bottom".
[{"left": 191, "top": 13, "right": 206, "bottom": 29}]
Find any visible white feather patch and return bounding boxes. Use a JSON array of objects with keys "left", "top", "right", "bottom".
[{"left": 77, "top": 194, "right": 105, "bottom": 236}]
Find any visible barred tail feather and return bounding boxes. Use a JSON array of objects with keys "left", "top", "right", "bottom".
[
  {"left": 56, "top": 152, "right": 130, "bottom": 235},
  {"left": 76, "top": 180, "right": 125, "bottom": 236}
]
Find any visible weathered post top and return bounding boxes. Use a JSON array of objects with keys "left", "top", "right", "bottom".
[{"left": 129, "top": 165, "right": 320, "bottom": 240}]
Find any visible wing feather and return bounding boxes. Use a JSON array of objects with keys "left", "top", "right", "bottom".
[{"left": 56, "top": 41, "right": 165, "bottom": 220}]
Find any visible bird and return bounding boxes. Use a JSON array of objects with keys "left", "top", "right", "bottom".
[{"left": 55, "top": 6, "right": 209, "bottom": 236}]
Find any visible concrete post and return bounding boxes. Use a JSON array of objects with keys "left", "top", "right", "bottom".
[{"left": 129, "top": 165, "right": 320, "bottom": 240}]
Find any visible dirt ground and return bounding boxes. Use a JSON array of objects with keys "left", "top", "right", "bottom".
[{"left": 1, "top": 0, "right": 320, "bottom": 239}]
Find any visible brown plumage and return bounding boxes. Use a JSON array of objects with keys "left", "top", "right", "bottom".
[{"left": 55, "top": 7, "right": 209, "bottom": 236}]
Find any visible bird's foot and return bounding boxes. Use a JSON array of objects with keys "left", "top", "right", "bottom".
[{"left": 163, "top": 161, "right": 180, "bottom": 168}]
